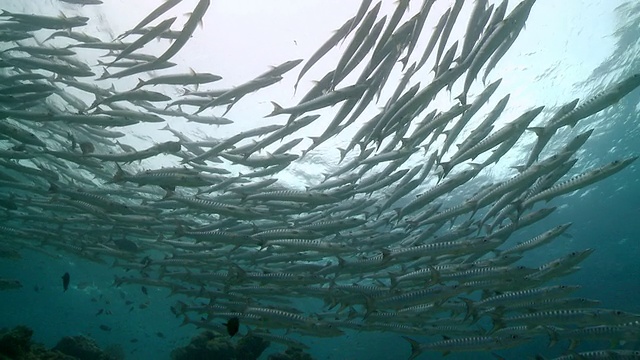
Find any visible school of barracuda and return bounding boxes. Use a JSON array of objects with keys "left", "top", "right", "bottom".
[{"left": 0, "top": 0, "right": 639, "bottom": 359}]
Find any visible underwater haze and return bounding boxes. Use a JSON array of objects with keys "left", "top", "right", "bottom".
[{"left": 0, "top": 0, "right": 639, "bottom": 359}]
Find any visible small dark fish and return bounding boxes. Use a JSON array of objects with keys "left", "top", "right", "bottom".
[
  {"left": 141, "top": 286, "right": 148, "bottom": 295},
  {"left": 0, "top": 278, "right": 22, "bottom": 290},
  {"left": 113, "top": 238, "right": 139, "bottom": 252},
  {"left": 99, "top": 324, "right": 112, "bottom": 332},
  {"left": 156, "top": 332, "right": 165, "bottom": 338},
  {"left": 130, "top": 338, "right": 138, "bottom": 343},
  {"left": 79, "top": 141, "right": 94, "bottom": 154},
  {"left": 225, "top": 317, "right": 240, "bottom": 337},
  {"left": 125, "top": 300, "right": 134, "bottom": 305},
  {"left": 61, "top": 272, "right": 70, "bottom": 292},
  {"left": 95, "top": 309, "right": 104, "bottom": 316}
]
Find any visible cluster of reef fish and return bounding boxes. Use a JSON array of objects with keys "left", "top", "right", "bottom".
[{"left": 0, "top": 0, "right": 639, "bottom": 359}]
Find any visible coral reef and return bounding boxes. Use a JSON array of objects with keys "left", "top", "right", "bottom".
[
  {"left": 0, "top": 326, "right": 119, "bottom": 360},
  {"left": 53, "top": 336, "right": 114, "bottom": 360},
  {"left": 171, "top": 331, "right": 270, "bottom": 360},
  {"left": 267, "top": 347, "right": 314, "bottom": 360},
  {"left": 0, "top": 326, "right": 34, "bottom": 359}
]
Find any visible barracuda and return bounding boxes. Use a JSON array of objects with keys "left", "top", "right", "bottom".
[
  {"left": 110, "top": 17, "right": 177, "bottom": 65},
  {"left": 500, "top": 223, "right": 572, "bottom": 256},
  {"left": 463, "top": 285, "right": 581, "bottom": 321},
  {"left": 262, "top": 239, "right": 354, "bottom": 253},
  {"left": 399, "top": 166, "right": 481, "bottom": 219},
  {"left": 166, "top": 194, "right": 266, "bottom": 220},
  {"left": 389, "top": 237, "right": 500, "bottom": 263},
  {"left": 521, "top": 156, "right": 638, "bottom": 209},
  {"left": 492, "top": 308, "right": 640, "bottom": 334},
  {"left": 403, "top": 334, "right": 530, "bottom": 359},
  {"left": 525, "top": 99, "right": 580, "bottom": 167},
  {"left": 551, "top": 73, "right": 640, "bottom": 129},
  {"left": 526, "top": 249, "right": 596, "bottom": 283},
  {"left": 546, "top": 323, "right": 640, "bottom": 349}
]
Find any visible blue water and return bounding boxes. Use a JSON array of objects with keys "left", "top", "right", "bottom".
[{"left": 1, "top": 1, "right": 640, "bottom": 359}]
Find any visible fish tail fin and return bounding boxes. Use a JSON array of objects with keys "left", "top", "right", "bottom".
[
  {"left": 180, "top": 314, "right": 191, "bottom": 327},
  {"left": 455, "top": 92, "right": 467, "bottom": 106},
  {"left": 438, "top": 161, "right": 452, "bottom": 179},
  {"left": 527, "top": 126, "right": 547, "bottom": 137},
  {"left": 362, "top": 295, "right": 375, "bottom": 319},
  {"left": 428, "top": 265, "right": 441, "bottom": 285},
  {"left": 48, "top": 181, "right": 59, "bottom": 193},
  {"left": 401, "top": 336, "right": 423, "bottom": 360},
  {"left": 388, "top": 272, "right": 399, "bottom": 290},
  {"left": 98, "top": 68, "right": 111, "bottom": 80},
  {"left": 487, "top": 312, "right": 505, "bottom": 334},
  {"left": 162, "top": 188, "right": 175, "bottom": 200},
  {"left": 132, "top": 78, "right": 145, "bottom": 91},
  {"left": 112, "top": 163, "right": 126, "bottom": 182},
  {"left": 542, "top": 325, "right": 559, "bottom": 348},
  {"left": 99, "top": 49, "right": 116, "bottom": 58},
  {"left": 460, "top": 297, "right": 478, "bottom": 322},
  {"left": 87, "top": 94, "right": 103, "bottom": 111},
  {"left": 381, "top": 248, "right": 392, "bottom": 262},
  {"left": 399, "top": 55, "right": 409, "bottom": 70},
  {"left": 266, "top": 101, "right": 283, "bottom": 117},
  {"left": 299, "top": 148, "right": 311, "bottom": 161},
  {"left": 512, "top": 199, "right": 525, "bottom": 216},
  {"left": 336, "top": 147, "right": 349, "bottom": 161},
  {"left": 392, "top": 207, "right": 403, "bottom": 224},
  {"left": 174, "top": 300, "right": 188, "bottom": 316},
  {"left": 568, "top": 339, "right": 580, "bottom": 351}
]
